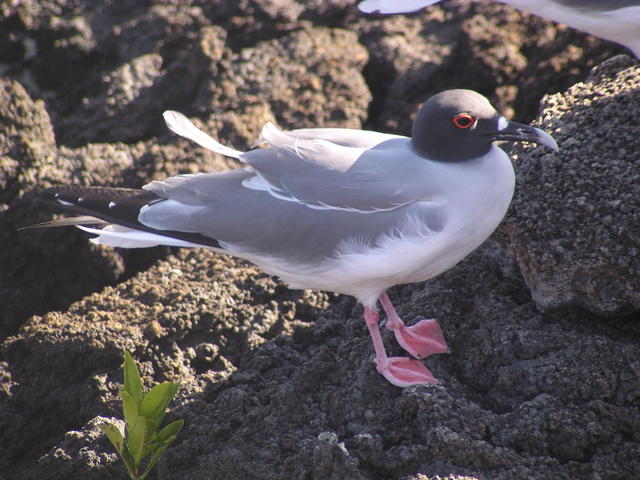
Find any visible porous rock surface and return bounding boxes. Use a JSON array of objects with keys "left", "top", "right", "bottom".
[
  {"left": 507, "top": 55, "right": 640, "bottom": 316},
  {"left": 1, "top": 1, "right": 639, "bottom": 479}
]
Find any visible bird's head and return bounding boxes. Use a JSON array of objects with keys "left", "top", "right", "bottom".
[{"left": 411, "top": 89, "right": 558, "bottom": 162}]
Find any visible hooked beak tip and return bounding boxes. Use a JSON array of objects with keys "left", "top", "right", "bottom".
[
  {"left": 493, "top": 121, "right": 559, "bottom": 152},
  {"left": 533, "top": 127, "right": 559, "bottom": 151}
]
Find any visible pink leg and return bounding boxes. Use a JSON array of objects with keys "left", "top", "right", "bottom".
[
  {"left": 364, "top": 306, "right": 438, "bottom": 387},
  {"left": 379, "top": 292, "right": 448, "bottom": 359}
]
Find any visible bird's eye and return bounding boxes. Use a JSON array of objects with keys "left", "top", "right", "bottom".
[{"left": 452, "top": 113, "right": 476, "bottom": 129}]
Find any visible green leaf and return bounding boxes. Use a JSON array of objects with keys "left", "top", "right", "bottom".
[
  {"left": 119, "top": 448, "right": 137, "bottom": 480},
  {"left": 122, "top": 390, "right": 139, "bottom": 428},
  {"left": 101, "top": 427, "right": 136, "bottom": 480},
  {"left": 139, "top": 444, "right": 170, "bottom": 480},
  {"left": 123, "top": 351, "right": 143, "bottom": 408},
  {"left": 139, "top": 382, "right": 179, "bottom": 423},
  {"left": 120, "top": 442, "right": 137, "bottom": 479},
  {"left": 107, "top": 352, "right": 183, "bottom": 480},
  {"left": 156, "top": 419, "right": 184, "bottom": 443},
  {"left": 127, "top": 415, "right": 149, "bottom": 467},
  {"left": 100, "top": 422, "right": 125, "bottom": 455}
]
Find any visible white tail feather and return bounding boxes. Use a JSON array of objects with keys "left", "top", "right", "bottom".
[
  {"left": 77, "top": 224, "right": 204, "bottom": 248},
  {"left": 163, "top": 111, "right": 244, "bottom": 159}
]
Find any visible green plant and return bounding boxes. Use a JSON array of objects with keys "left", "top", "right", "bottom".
[{"left": 100, "top": 351, "right": 184, "bottom": 480}]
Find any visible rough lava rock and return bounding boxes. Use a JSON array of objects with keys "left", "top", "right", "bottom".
[
  {"left": 0, "top": 78, "right": 129, "bottom": 337},
  {"left": 1, "top": 249, "right": 339, "bottom": 479},
  {"left": 4, "top": 242, "right": 640, "bottom": 479},
  {"left": 506, "top": 55, "right": 640, "bottom": 316},
  {"left": 1, "top": 1, "right": 640, "bottom": 480}
]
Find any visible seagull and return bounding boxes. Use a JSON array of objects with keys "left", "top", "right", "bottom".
[
  {"left": 358, "top": 0, "right": 640, "bottom": 58},
  {"left": 26, "top": 89, "right": 557, "bottom": 387}
]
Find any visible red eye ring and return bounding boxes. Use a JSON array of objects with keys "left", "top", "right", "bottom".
[{"left": 452, "top": 113, "right": 476, "bottom": 129}]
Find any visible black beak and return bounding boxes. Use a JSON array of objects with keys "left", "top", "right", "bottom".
[{"left": 491, "top": 120, "right": 559, "bottom": 151}]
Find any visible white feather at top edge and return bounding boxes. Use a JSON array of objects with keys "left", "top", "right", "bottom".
[{"left": 163, "top": 111, "right": 244, "bottom": 159}]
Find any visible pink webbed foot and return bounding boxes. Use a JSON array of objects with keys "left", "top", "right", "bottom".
[
  {"left": 364, "top": 306, "right": 440, "bottom": 387},
  {"left": 376, "top": 356, "right": 438, "bottom": 388},
  {"left": 390, "top": 318, "right": 448, "bottom": 359},
  {"left": 379, "top": 292, "right": 449, "bottom": 359}
]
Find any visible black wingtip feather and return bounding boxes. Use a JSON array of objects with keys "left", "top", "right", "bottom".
[{"left": 31, "top": 185, "right": 222, "bottom": 249}]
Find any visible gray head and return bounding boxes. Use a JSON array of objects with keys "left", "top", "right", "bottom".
[{"left": 411, "top": 89, "right": 558, "bottom": 162}]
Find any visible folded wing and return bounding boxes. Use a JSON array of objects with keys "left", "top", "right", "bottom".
[{"left": 236, "top": 123, "right": 434, "bottom": 213}]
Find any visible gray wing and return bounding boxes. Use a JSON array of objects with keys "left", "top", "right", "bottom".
[
  {"left": 358, "top": 0, "right": 440, "bottom": 14},
  {"left": 161, "top": 114, "right": 427, "bottom": 212},
  {"left": 140, "top": 120, "right": 444, "bottom": 262},
  {"left": 553, "top": 0, "right": 640, "bottom": 11},
  {"left": 359, "top": 0, "right": 640, "bottom": 15},
  {"left": 141, "top": 169, "right": 444, "bottom": 263},
  {"left": 241, "top": 123, "right": 434, "bottom": 213},
  {"left": 288, "top": 126, "right": 402, "bottom": 148}
]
